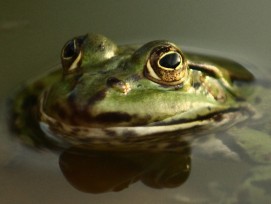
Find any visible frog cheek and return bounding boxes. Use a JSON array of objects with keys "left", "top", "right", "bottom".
[
  {"left": 61, "top": 35, "right": 87, "bottom": 74},
  {"left": 144, "top": 45, "right": 189, "bottom": 86}
]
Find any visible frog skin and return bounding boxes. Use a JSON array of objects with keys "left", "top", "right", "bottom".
[{"left": 9, "top": 33, "right": 271, "bottom": 201}]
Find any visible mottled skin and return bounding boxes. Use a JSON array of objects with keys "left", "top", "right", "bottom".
[{"left": 9, "top": 34, "right": 271, "bottom": 201}]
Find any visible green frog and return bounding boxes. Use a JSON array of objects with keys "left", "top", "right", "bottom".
[
  {"left": 10, "top": 33, "right": 256, "bottom": 149},
  {"left": 9, "top": 33, "right": 271, "bottom": 201}
]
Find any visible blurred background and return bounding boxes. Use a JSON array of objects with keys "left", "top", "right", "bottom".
[{"left": 0, "top": 1, "right": 270, "bottom": 203}]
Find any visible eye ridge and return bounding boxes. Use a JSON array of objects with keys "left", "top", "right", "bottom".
[{"left": 159, "top": 52, "right": 181, "bottom": 69}]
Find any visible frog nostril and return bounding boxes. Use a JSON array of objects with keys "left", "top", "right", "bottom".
[{"left": 106, "top": 77, "right": 131, "bottom": 94}]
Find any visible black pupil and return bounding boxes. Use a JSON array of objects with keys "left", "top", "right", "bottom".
[
  {"left": 159, "top": 53, "right": 181, "bottom": 69},
  {"left": 63, "top": 40, "right": 76, "bottom": 58}
]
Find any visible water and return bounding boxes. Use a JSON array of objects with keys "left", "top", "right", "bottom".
[{"left": 1, "top": 0, "right": 271, "bottom": 203}]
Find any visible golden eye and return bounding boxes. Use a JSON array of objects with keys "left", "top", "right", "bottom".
[
  {"left": 144, "top": 45, "right": 188, "bottom": 85},
  {"left": 61, "top": 35, "right": 86, "bottom": 74}
]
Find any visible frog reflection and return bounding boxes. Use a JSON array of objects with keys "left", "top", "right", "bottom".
[{"left": 59, "top": 146, "right": 191, "bottom": 193}]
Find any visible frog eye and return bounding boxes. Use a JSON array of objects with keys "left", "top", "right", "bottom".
[
  {"left": 144, "top": 45, "right": 188, "bottom": 85},
  {"left": 63, "top": 40, "right": 76, "bottom": 58},
  {"left": 159, "top": 52, "right": 181, "bottom": 68},
  {"left": 61, "top": 35, "right": 86, "bottom": 74}
]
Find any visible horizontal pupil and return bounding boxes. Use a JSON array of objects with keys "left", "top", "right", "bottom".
[
  {"left": 64, "top": 40, "right": 75, "bottom": 58},
  {"left": 159, "top": 53, "right": 180, "bottom": 69}
]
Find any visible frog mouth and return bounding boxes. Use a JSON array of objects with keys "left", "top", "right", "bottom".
[
  {"left": 39, "top": 97, "right": 252, "bottom": 147},
  {"left": 149, "top": 107, "right": 246, "bottom": 126},
  {"left": 39, "top": 89, "right": 255, "bottom": 143}
]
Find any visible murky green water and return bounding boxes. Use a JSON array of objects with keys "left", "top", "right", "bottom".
[{"left": 1, "top": 1, "right": 271, "bottom": 203}]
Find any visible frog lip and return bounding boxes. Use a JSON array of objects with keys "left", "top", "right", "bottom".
[
  {"left": 149, "top": 107, "right": 243, "bottom": 126},
  {"left": 39, "top": 91, "right": 253, "bottom": 143},
  {"left": 39, "top": 102, "right": 250, "bottom": 144}
]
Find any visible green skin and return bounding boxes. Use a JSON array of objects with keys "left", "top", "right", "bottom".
[{"left": 10, "top": 34, "right": 271, "bottom": 201}]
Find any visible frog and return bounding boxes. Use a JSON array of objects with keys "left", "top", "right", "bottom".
[
  {"left": 10, "top": 33, "right": 256, "bottom": 149},
  {"left": 8, "top": 33, "right": 271, "bottom": 201}
]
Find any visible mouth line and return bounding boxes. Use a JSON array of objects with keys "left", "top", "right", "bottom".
[{"left": 149, "top": 107, "right": 247, "bottom": 126}]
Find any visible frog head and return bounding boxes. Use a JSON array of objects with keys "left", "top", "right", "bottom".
[{"left": 39, "top": 33, "right": 254, "bottom": 141}]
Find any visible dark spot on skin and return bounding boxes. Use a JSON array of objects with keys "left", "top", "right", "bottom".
[
  {"left": 193, "top": 82, "right": 201, "bottom": 89},
  {"left": 207, "top": 106, "right": 211, "bottom": 111},
  {"left": 213, "top": 113, "right": 223, "bottom": 122},
  {"left": 103, "top": 129, "right": 118, "bottom": 137},
  {"left": 51, "top": 102, "right": 67, "bottom": 120},
  {"left": 95, "top": 112, "right": 132, "bottom": 123},
  {"left": 87, "top": 89, "right": 107, "bottom": 106},
  {"left": 62, "top": 105, "right": 92, "bottom": 125},
  {"left": 133, "top": 115, "right": 152, "bottom": 126},
  {"left": 8, "top": 93, "right": 38, "bottom": 134}
]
